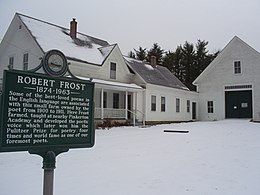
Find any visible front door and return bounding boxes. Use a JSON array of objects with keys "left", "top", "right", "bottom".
[
  {"left": 225, "top": 90, "right": 252, "bottom": 118},
  {"left": 192, "top": 102, "right": 197, "bottom": 120}
]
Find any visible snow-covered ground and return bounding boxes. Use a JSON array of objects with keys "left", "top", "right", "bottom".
[{"left": 1, "top": 119, "right": 260, "bottom": 195}]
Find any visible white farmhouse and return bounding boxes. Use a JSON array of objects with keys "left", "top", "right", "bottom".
[
  {"left": 193, "top": 36, "right": 260, "bottom": 122},
  {"left": 125, "top": 57, "right": 198, "bottom": 123},
  {"left": 0, "top": 13, "right": 198, "bottom": 125}
]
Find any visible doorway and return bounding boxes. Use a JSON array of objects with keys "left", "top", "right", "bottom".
[
  {"left": 225, "top": 90, "right": 252, "bottom": 118},
  {"left": 192, "top": 102, "right": 197, "bottom": 120}
]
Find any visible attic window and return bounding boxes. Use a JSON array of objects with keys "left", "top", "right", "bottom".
[
  {"left": 234, "top": 61, "right": 241, "bottom": 74},
  {"left": 19, "top": 25, "right": 22, "bottom": 29},
  {"left": 110, "top": 62, "right": 116, "bottom": 79}
]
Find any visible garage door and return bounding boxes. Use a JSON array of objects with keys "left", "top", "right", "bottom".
[{"left": 225, "top": 90, "right": 252, "bottom": 118}]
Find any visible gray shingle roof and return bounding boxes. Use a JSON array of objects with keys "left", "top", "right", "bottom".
[{"left": 125, "top": 57, "right": 189, "bottom": 90}]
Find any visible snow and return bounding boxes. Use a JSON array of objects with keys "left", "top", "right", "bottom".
[
  {"left": 1, "top": 120, "right": 260, "bottom": 195},
  {"left": 93, "top": 78, "right": 143, "bottom": 90},
  {"left": 99, "top": 45, "right": 115, "bottom": 57},
  {"left": 124, "top": 56, "right": 146, "bottom": 64},
  {"left": 75, "top": 76, "right": 143, "bottom": 90},
  {"left": 20, "top": 15, "right": 111, "bottom": 65},
  {"left": 145, "top": 64, "right": 155, "bottom": 70}
]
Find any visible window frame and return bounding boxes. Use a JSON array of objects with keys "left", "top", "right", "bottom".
[
  {"left": 161, "top": 96, "right": 166, "bottom": 112},
  {"left": 207, "top": 101, "right": 214, "bottom": 113},
  {"left": 151, "top": 95, "right": 156, "bottom": 111},
  {"left": 176, "top": 98, "right": 180, "bottom": 113},
  {"left": 9, "top": 56, "right": 14, "bottom": 69},
  {"left": 23, "top": 53, "right": 29, "bottom": 70},
  {"left": 234, "top": 61, "right": 241, "bottom": 74},
  {"left": 110, "top": 62, "right": 117, "bottom": 79},
  {"left": 113, "top": 93, "right": 119, "bottom": 109},
  {"left": 187, "top": 100, "right": 190, "bottom": 113}
]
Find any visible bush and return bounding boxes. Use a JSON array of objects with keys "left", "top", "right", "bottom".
[{"left": 96, "top": 119, "right": 130, "bottom": 130}]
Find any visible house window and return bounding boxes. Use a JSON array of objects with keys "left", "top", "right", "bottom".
[
  {"left": 110, "top": 62, "right": 116, "bottom": 79},
  {"left": 9, "top": 56, "right": 14, "bottom": 69},
  {"left": 176, "top": 98, "right": 180, "bottom": 113},
  {"left": 161, "top": 96, "right": 166, "bottom": 112},
  {"left": 151, "top": 95, "right": 156, "bottom": 111},
  {"left": 234, "top": 61, "right": 241, "bottom": 74},
  {"left": 113, "top": 93, "right": 119, "bottom": 109},
  {"left": 23, "top": 53, "right": 29, "bottom": 70},
  {"left": 187, "top": 100, "right": 190, "bottom": 113},
  {"left": 207, "top": 101, "right": 214, "bottom": 113}
]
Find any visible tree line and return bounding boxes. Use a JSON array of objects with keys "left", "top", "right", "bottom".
[{"left": 128, "top": 40, "right": 219, "bottom": 91}]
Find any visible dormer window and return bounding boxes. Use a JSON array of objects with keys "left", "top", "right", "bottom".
[
  {"left": 110, "top": 62, "right": 116, "bottom": 79},
  {"left": 234, "top": 61, "right": 241, "bottom": 74}
]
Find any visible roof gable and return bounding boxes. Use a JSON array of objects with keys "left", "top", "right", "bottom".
[
  {"left": 125, "top": 57, "right": 189, "bottom": 90},
  {"left": 17, "top": 13, "right": 113, "bottom": 65},
  {"left": 101, "top": 45, "right": 132, "bottom": 80},
  {"left": 193, "top": 36, "right": 260, "bottom": 84}
]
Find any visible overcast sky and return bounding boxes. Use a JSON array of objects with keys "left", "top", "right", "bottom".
[{"left": 1, "top": 0, "right": 260, "bottom": 55}]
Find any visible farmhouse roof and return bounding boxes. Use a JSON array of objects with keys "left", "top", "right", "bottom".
[
  {"left": 125, "top": 57, "right": 189, "bottom": 90},
  {"left": 17, "top": 13, "right": 113, "bottom": 65}
]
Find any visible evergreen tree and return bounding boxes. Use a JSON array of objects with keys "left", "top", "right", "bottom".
[
  {"left": 134, "top": 46, "right": 147, "bottom": 61},
  {"left": 147, "top": 43, "right": 164, "bottom": 65},
  {"left": 181, "top": 41, "right": 195, "bottom": 90},
  {"left": 162, "top": 45, "right": 184, "bottom": 82},
  {"left": 128, "top": 39, "right": 218, "bottom": 91},
  {"left": 128, "top": 51, "right": 136, "bottom": 59},
  {"left": 172, "top": 45, "right": 184, "bottom": 82},
  {"left": 162, "top": 50, "right": 175, "bottom": 72},
  {"left": 195, "top": 40, "right": 209, "bottom": 76},
  {"left": 207, "top": 50, "right": 220, "bottom": 64}
]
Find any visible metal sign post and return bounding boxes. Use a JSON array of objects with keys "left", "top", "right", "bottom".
[
  {"left": 43, "top": 151, "right": 56, "bottom": 195},
  {"left": 29, "top": 149, "right": 69, "bottom": 195},
  {"left": 0, "top": 50, "right": 95, "bottom": 195}
]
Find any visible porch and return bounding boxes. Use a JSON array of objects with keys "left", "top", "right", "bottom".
[{"left": 93, "top": 78, "right": 145, "bottom": 126}]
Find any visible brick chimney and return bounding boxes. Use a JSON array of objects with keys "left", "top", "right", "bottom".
[
  {"left": 70, "top": 18, "right": 77, "bottom": 39},
  {"left": 150, "top": 55, "right": 157, "bottom": 67}
]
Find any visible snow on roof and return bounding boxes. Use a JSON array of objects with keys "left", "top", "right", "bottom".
[
  {"left": 76, "top": 76, "right": 143, "bottom": 91},
  {"left": 124, "top": 56, "right": 189, "bottom": 90},
  {"left": 144, "top": 64, "right": 154, "bottom": 70},
  {"left": 99, "top": 45, "right": 116, "bottom": 57},
  {"left": 19, "top": 14, "right": 113, "bottom": 65}
]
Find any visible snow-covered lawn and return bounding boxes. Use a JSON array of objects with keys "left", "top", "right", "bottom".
[{"left": 1, "top": 119, "right": 260, "bottom": 195}]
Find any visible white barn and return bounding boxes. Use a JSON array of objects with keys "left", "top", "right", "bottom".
[
  {"left": 193, "top": 36, "right": 260, "bottom": 122},
  {"left": 0, "top": 13, "right": 198, "bottom": 125}
]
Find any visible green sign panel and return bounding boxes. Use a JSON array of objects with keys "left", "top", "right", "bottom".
[{"left": 0, "top": 70, "right": 95, "bottom": 152}]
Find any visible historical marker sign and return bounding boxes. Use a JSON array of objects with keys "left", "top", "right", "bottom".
[{"left": 0, "top": 70, "right": 95, "bottom": 152}]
